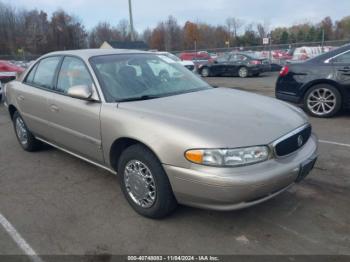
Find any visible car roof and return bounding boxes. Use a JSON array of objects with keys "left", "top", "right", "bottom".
[
  {"left": 42, "top": 48, "right": 149, "bottom": 60},
  {"left": 309, "top": 43, "right": 350, "bottom": 63}
]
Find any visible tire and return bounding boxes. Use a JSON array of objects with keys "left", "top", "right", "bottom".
[
  {"left": 201, "top": 67, "right": 210, "bottom": 77},
  {"left": 12, "top": 111, "right": 42, "bottom": 151},
  {"left": 238, "top": 67, "right": 248, "bottom": 78},
  {"left": 118, "top": 144, "right": 178, "bottom": 218},
  {"left": 303, "top": 84, "right": 342, "bottom": 118}
]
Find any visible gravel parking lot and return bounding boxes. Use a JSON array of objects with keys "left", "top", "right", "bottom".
[{"left": 0, "top": 72, "right": 349, "bottom": 257}]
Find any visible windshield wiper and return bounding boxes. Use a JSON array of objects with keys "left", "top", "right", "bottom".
[{"left": 115, "top": 95, "right": 161, "bottom": 102}]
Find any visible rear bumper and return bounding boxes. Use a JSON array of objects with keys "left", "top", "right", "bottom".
[{"left": 164, "top": 134, "right": 318, "bottom": 211}]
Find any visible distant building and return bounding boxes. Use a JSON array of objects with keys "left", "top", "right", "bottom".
[{"left": 100, "top": 41, "right": 149, "bottom": 50}]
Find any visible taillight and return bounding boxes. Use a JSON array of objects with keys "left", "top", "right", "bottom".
[
  {"left": 279, "top": 66, "right": 289, "bottom": 77},
  {"left": 250, "top": 60, "right": 262, "bottom": 65}
]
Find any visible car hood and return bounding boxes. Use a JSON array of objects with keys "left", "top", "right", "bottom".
[{"left": 118, "top": 88, "right": 308, "bottom": 148}]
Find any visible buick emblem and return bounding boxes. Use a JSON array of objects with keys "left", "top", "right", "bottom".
[{"left": 297, "top": 135, "right": 304, "bottom": 147}]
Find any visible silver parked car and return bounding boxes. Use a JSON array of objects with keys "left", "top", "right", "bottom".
[{"left": 4, "top": 49, "right": 318, "bottom": 218}]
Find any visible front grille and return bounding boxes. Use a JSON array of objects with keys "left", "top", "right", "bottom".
[
  {"left": 185, "top": 65, "right": 195, "bottom": 71},
  {"left": 274, "top": 125, "right": 312, "bottom": 157}
]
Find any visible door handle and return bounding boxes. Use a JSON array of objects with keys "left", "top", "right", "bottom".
[
  {"left": 50, "top": 104, "right": 59, "bottom": 112},
  {"left": 17, "top": 95, "right": 24, "bottom": 101}
]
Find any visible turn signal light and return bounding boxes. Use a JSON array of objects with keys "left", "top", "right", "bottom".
[{"left": 185, "top": 150, "right": 203, "bottom": 164}]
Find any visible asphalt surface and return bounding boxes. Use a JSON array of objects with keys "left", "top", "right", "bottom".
[{"left": 0, "top": 72, "right": 349, "bottom": 256}]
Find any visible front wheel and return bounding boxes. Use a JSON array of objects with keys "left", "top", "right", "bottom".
[
  {"left": 118, "top": 144, "right": 178, "bottom": 218},
  {"left": 303, "top": 84, "right": 342, "bottom": 118},
  {"left": 238, "top": 67, "right": 248, "bottom": 78},
  {"left": 13, "top": 111, "right": 42, "bottom": 151}
]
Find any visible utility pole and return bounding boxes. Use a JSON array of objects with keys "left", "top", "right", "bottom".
[{"left": 128, "top": 0, "right": 135, "bottom": 41}]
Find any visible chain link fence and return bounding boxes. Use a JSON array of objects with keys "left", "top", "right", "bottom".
[{"left": 173, "top": 39, "right": 350, "bottom": 54}]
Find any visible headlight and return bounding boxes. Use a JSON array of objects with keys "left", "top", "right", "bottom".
[{"left": 185, "top": 146, "right": 270, "bottom": 167}]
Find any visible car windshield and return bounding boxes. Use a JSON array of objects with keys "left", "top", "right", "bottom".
[{"left": 90, "top": 53, "right": 211, "bottom": 102}]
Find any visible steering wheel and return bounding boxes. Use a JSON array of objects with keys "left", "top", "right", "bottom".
[{"left": 159, "top": 70, "right": 171, "bottom": 83}]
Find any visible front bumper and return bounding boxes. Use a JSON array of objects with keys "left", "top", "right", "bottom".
[{"left": 164, "top": 134, "right": 318, "bottom": 211}]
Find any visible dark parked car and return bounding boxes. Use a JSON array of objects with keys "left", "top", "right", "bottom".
[
  {"left": 276, "top": 44, "right": 350, "bottom": 118},
  {"left": 198, "top": 53, "right": 270, "bottom": 78}
]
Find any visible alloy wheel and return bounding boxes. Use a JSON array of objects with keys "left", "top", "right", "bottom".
[
  {"left": 307, "top": 87, "right": 337, "bottom": 116},
  {"left": 238, "top": 67, "right": 248, "bottom": 78}
]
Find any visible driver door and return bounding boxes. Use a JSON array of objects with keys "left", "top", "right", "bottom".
[{"left": 48, "top": 56, "right": 104, "bottom": 163}]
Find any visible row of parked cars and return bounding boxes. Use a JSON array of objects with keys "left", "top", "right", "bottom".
[
  {"left": 174, "top": 45, "right": 350, "bottom": 118},
  {"left": 176, "top": 51, "right": 271, "bottom": 78}
]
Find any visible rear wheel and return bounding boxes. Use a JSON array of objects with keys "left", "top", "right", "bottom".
[
  {"left": 238, "top": 67, "right": 248, "bottom": 78},
  {"left": 201, "top": 67, "right": 210, "bottom": 77},
  {"left": 12, "top": 111, "right": 42, "bottom": 151},
  {"left": 304, "top": 84, "right": 342, "bottom": 118},
  {"left": 118, "top": 144, "right": 178, "bottom": 218}
]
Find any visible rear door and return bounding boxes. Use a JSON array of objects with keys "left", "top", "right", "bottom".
[
  {"left": 49, "top": 56, "right": 104, "bottom": 163},
  {"left": 16, "top": 56, "right": 61, "bottom": 140}
]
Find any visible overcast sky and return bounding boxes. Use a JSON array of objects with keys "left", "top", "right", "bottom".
[{"left": 5, "top": 0, "right": 350, "bottom": 32}]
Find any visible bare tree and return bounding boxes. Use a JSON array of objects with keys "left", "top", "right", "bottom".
[
  {"left": 89, "top": 22, "right": 121, "bottom": 48},
  {"left": 226, "top": 17, "right": 244, "bottom": 40},
  {"left": 164, "top": 16, "right": 182, "bottom": 51},
  {"left": 118, "top": 19, "right": 130, "bottom": 41},
  {"left": 256, "top": 20, "right": 270, "bottom": 39}
]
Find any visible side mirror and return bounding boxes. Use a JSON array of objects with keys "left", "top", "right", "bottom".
[{"left": 67, "top": 85, "right": 93, "bottom": 100}]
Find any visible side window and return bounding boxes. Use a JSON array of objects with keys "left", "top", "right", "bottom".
[
  {"left": 332, "top": 52, "right": 350, "bottom": 64},
  {"left": 25, "top": 63, "right": 38, "bottom": 84},
  {"left": 57, "top": 57, "right": 93, "bottom": 94},
  {"left": 229, "top": 55, "right": 239, "bottom": 61},
  {"left": 32, "top": 57, "right": 61, "bottom": 89}
]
